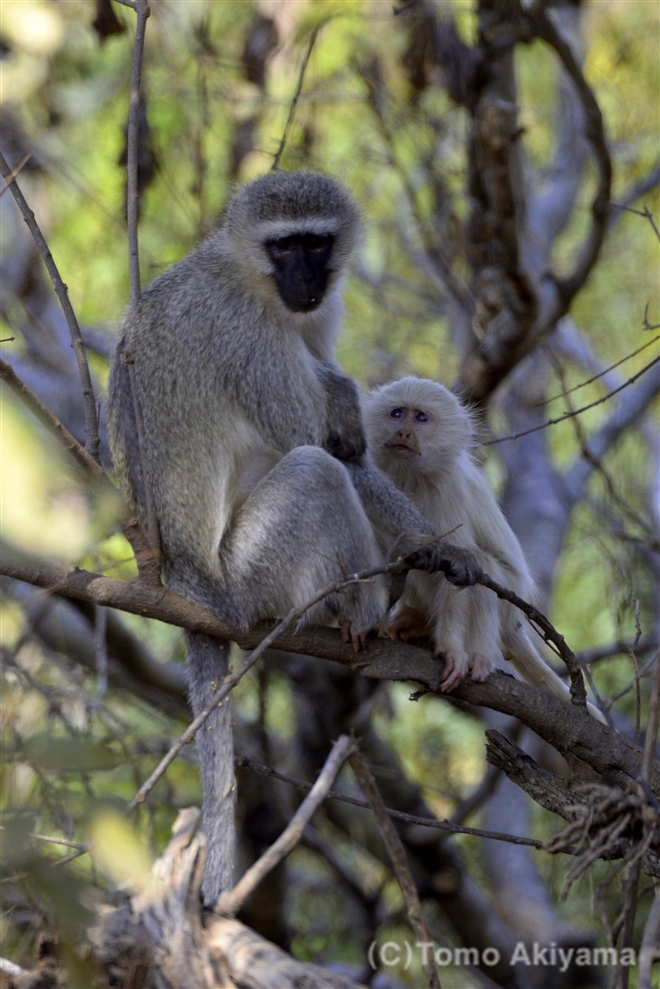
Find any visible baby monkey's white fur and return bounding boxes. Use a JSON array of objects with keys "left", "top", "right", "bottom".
[{"left": 365, "top": 376, "right": 575, "bottom": 700}]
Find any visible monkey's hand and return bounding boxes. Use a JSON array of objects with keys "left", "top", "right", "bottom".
[
  {"left": 390, "top": 534, "right": 483, "bottom": 587},
  {"left": 318, "top": 364, "right": 367, "bottom": 462}
]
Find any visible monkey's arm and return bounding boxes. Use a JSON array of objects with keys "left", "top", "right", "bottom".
[
  {"left": 315, "top": 363, "right": 366, "bottom": 462},
  {"left": 344, "top": 460, "right": 481, "bottom": 586}
]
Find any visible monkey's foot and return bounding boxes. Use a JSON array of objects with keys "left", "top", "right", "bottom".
[
  {"left": 387, "top": 614, "right": 432, "bottom": 643},
  {"left": 340, "top": 618, "right": 368, "bottom": 653},
  {"left": 437, "top": 650, "right": 493, "bottom": 692}
]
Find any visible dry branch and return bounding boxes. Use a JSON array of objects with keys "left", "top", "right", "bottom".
[
  {"left": 0, "top": 358, "right": 106, "bottom": 481},
  {"left": 532, "top": 6, "right": 612, "bottom": 305},
  {"left": 94, "top": 808, "right": 367, "bottom": 989},
  {"left": 125, "top": 0, "right": 150, "bottom": 301},
  {"left": 237, "top": 753, "right": 544, "bottom": 848},
  {"left": 3, "top": 544, "right": 657, "bottom": 801},
  {"left": 0, "top": 151, "right": 100, "bottom": 462},
  {"left": 216, "top": 735, "right": 354, "bottom": 916},
  {"left": 349, "top": 749, "right": 441, "bottom": 989}
]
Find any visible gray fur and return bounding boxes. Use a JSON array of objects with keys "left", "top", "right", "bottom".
[{"left": 107, "top": 172, "right": 390, "bottom": 904}]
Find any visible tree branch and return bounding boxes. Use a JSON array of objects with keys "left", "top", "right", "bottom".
[
  {"left": 216, "top": 735, "right": 354, "bottom": 916},
  {"left": 125, "top": 0, "right": 150, "bottom": 302},
  {"left": 349, "top": 748, "right": 441, "bottom": 989},
  {"left": 3, "top": 544, "right": 656, "bottom": 796},
  {"left": 532, "top": 6, "right": 612, "bottom": 306},
  {"left": 0, "top": 152, "right": 101, "bottom": 461}
]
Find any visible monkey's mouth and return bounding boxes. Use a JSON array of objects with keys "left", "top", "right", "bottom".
[{"left": 384, "top": 442, "right": 419, "bottom": 458}]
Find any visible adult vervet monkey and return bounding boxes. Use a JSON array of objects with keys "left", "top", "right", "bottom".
[
  {"left": 364, "top": 376, "right": 593, "bottom": 706},
  {"left": 107, "top": 172, "right": 479, "bottom": 903}
]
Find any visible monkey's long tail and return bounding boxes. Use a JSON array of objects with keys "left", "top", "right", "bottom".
[
  {"left": 185, "top": 631, "right": 237, "bottom": 904},
  {"left": 506, "top": 629, "right": 607, "bottom": 724}
]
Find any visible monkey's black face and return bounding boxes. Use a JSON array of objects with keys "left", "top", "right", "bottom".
[{"left": 265, "top": 233, "right": 335, "bottom": 312}]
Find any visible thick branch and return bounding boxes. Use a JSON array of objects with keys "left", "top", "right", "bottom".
[
  {"left": 532, "top": 6, "right": 612, "bottom": 306},
  {"left": 3, "top": 544, "right": 656, "bottom": 795}
]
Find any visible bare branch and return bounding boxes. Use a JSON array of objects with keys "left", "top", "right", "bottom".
[
  {"left": 532, "top": 6, "right": 612, "bottom": 305},
  {"left": 125, "top": 0, "right": 150, "bottom": 301},
  {"left": 544, "top": 335, "right": 660, "bottom": 405},
  {"left": 0, "top": 358, "right": 106, "bottom": 481},
  {"left": 611, "top": 202, "right": 660, "bottom": 243},
  {"left": 237, "top": 753, "right": 544, "bottom": 847},
  {"left": 349, "top": 749, "right": 441, "bottom": 989},
  {"left": 271, "top": 26, "right": 319, "bottom": 171},
  {"left": 4, "top": 545, "right": 656, "bottom": 795},
  {"left": 0, "top": 153, "right": 32, "bottom": 197},
  {"left": 638, "top": 887, "right": 660, "bottom": 989},
  {"left": 0, "top": 152, "right": 101, "bottom": 461},
  {"left": 478, "top": 572, "right": 587, "bottom": 708},
  {"left": 126, "top": 558, "right": 407, "bottom": 810},
  {"left": 216, "top": 735, "right": 353, "bottom": 916},
  {"left": 486, "top": 354, "right": 660, "bottom": 446}
]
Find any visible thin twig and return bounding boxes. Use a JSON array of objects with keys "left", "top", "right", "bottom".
[
  {"left": 0, "top": 153, "right": 32, "bottom": 198},
  {"left": 126, "top": 0, "right": 150, "bottom": 302},
  {"left": 0, "top": 358, "right": 106, "bottom": 481},
  {"left": 215, "top": 735, "right": 354, "bottom": 915},
  {"left": 0, "top": 152, "right": 100, "bottom": 462},
  {"left": 641, "top": 651, "right": 660, "bottom": 787},
  {"left": 630, "top": 601, "right": 643, "bottom": 746},
  {"left": 611, "top": 203, "right": 660, "bottom": 243},
  {"left": 485, "top": 354, "right": 660, "bottom": 446},
  {"left": 271, "top": 26, "right": 319, "bottom": 170},
  {"left": 126, "top": 557, "right": 406, "bottom": 810},
  {"left": 544, "top": 334, "right": 660, "bottom": 405},
  {"left": 638, "top": 886, "right": 660, "bottom": 989},
  {"left": 478, "top": 573, "right": 587, "bottom": 707},
  {"left": 236, "top": 754, "right": 545, "bottom": 848},
  {"left": 0, "top": 825, "right": 86, "bottom": 853},
  {"left": 349, "top": 749, "right": 441, "bottom": 989}
]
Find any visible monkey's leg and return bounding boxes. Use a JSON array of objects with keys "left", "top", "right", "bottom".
[
  {"left": 432, "top": 587, "right": 491, "bottom": 692},
  {"left": 461, "top": 584, "right": 503, "bottom": 683},
  {"left": 224, "top": 446, "right": 388, "bottom": 639},
  {"left": 185, "top": 632, "right": 235, "bottom": 905}
]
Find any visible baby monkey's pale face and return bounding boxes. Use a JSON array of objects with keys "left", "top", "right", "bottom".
[{"left": 382, "top": 405, "right": 435, "bottom": 461}]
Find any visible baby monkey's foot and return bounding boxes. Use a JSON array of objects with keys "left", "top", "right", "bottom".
[
  {"left": 387, "top": 608, "right": 432, "bottom": 644},
  {"left": 436, "top": 650, "right": 493, "bottom": 692}
]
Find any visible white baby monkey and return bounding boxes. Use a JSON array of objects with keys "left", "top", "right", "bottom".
[{"left": 364, "top": 376, "right": 576, "bottom": 700}]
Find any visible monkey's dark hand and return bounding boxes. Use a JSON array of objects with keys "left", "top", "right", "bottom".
[
  {"left": 319, "top": 364, "right": 367, "bottom": 462},
  {"left": 390, "top": 533, "right": 483, "bottom": 586},
  {"left": 324, "top": 420, "right": 367, "bottom": 463}
]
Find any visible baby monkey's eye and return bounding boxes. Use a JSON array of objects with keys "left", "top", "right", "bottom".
[
  {"left": 389, "top": 408, "right": 405, "bottom": 420},
  {"left": 414, "top": 411, "right": 429, "bottom": 423}
]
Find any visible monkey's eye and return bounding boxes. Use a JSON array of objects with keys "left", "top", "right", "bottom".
[
  {"left": 389, "top": 408, "right": 405, "bottom": 420},
  {"left": 267, "top": 236, "right": 298, "bottom": 258},
  {"left": 414, "top": 411, "right": 429, "bottom": 423},
  {"left": 302, "top": 233, "right": 334, "bottom": 255}
]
